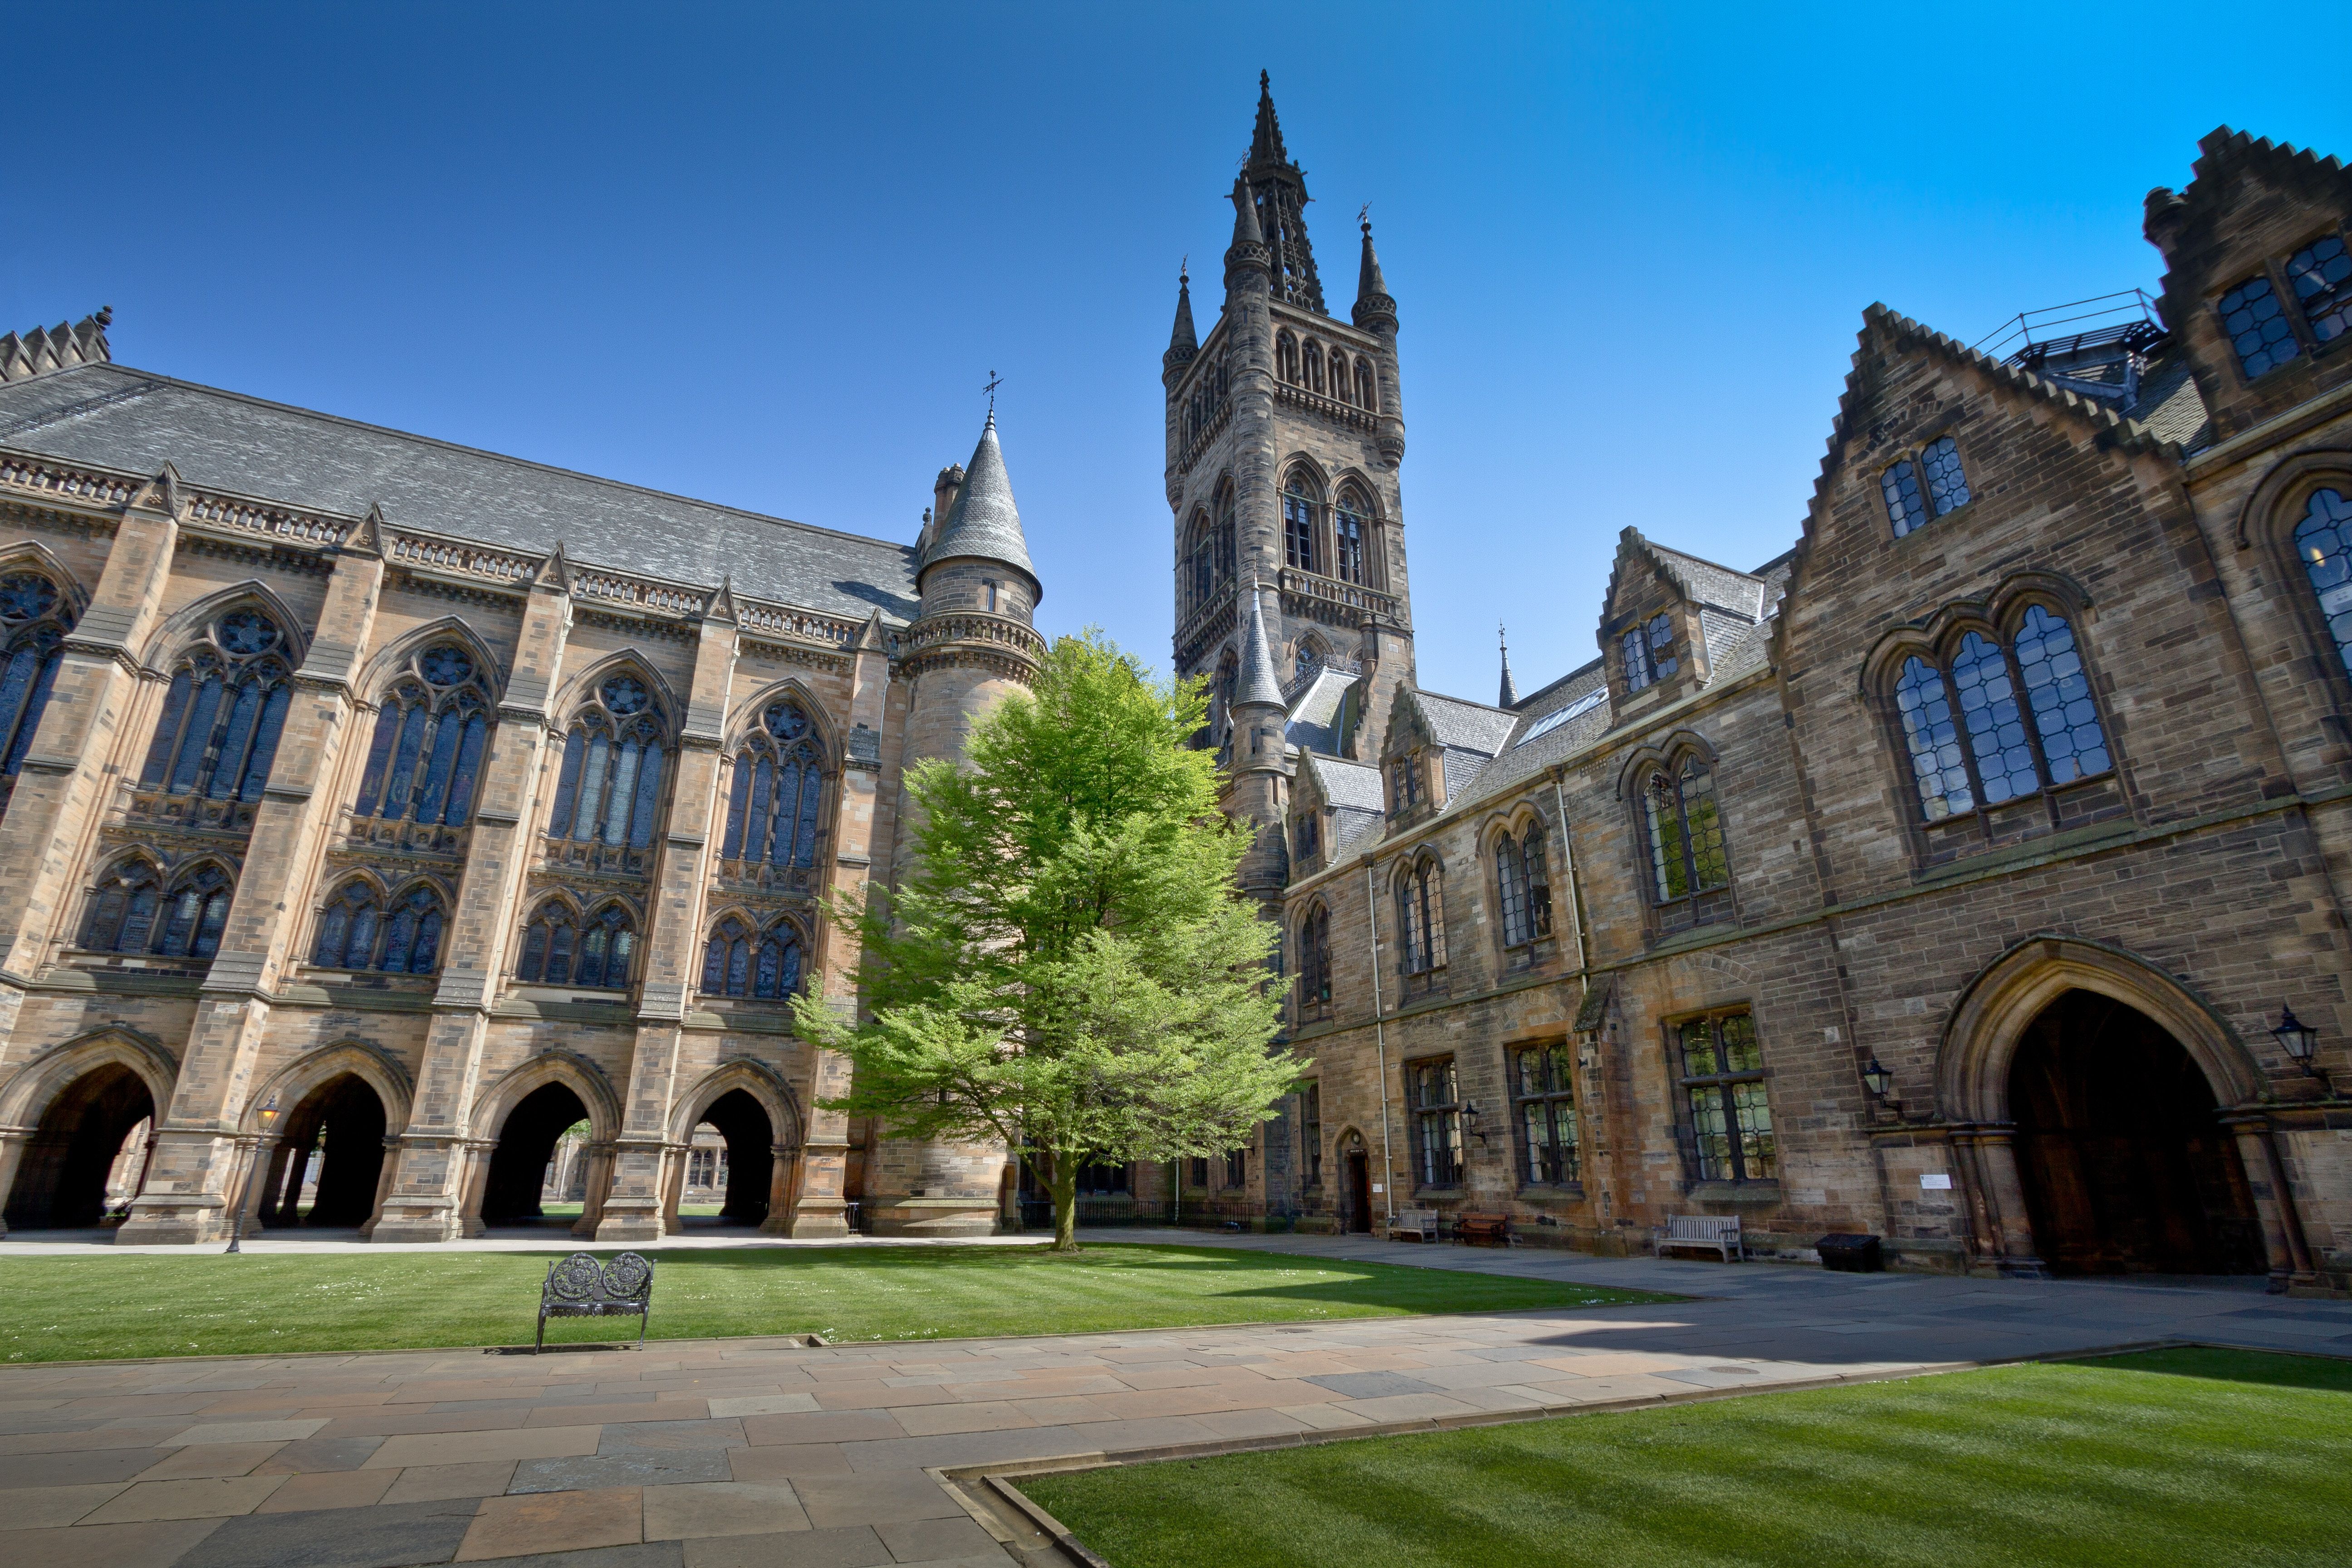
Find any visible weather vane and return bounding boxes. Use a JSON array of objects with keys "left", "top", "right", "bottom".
[
  {"left": 1358, "top": 201, "right": 1371, "bottom": 232},
  {"left": 983, "top": 369, "right": 1003, "bottom": 412}
]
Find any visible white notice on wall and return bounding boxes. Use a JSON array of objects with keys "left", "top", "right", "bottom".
[
  {"left": 1920, "top": 1173, "right": 1953, "bottom": 1190},
  {"left": 1371, "top": 1183, "right": 1383, "bottom": 1194}
]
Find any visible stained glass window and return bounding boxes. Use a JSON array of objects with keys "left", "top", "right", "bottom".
[
  {"left": 2220, "top": 274, "right": 2300, "bottom": 379},
  {"left": 1923, "top": 436, "right": 1971, "bottom": 516},
  {"left": 700, "top": 915, "right": 804, "bottom": 1000},
  {"left": 2289, "top": 235, "right": 2352, "bottom": 344},
  {"left": 81, "top": 860, "right": 163, "bottom": 952},
  {"left": 1882, "top": 459, "right": 1928, "bottom": 538},
  {"left": 544, "top": 676, "right": 665, "bottom": 848},
  {"left": 2294, "top": 488, "right": 2352, "bottom": 676},
  {"left": 0, "top": 571, "right": 72, "bottom": 787},
  {"left": 720, "top": 701, "right": 827, "bottom": 869},
  {"left": 138, "top": 610, "right": 293, "bottom": 802},
  {"left": 354, "top": 646, "right": 492, "bottom": 828},
  {"left": 1283, "top": 477, "right": 1319, "bottom": 573},
  {"left": 313, "top": 882, "right": 444, "bottom": 974},
  {"left": 1333, "top": 490, "right": 1367, "bottom": 586}
]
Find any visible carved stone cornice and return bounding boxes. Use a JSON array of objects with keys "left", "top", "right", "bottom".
[{"left": 897, "top": 612, "right": 1045, "bottom": 683}]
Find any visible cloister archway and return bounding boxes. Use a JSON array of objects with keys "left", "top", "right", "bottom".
[
  {"left": 663, "top": 1063, "right": 801, "bottom": 1235},
  {"left": 256, "top": 1074, "right": 390, "bottom": 1231},
  {"left": 480, "top": 1082, "right": 593, "bottom": 1227},
  {"left": 2, "top": 1062, "right": 155, "bottom": 1231}
]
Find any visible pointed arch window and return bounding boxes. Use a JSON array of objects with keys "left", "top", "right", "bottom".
[
  {"left": 699, "top": 914, "right": 806, "bottom": 1000},
  {"left": 137, "top": 608, "right": 294, "bottom": 803},
  {"left": 1356, "top": 357, "right": 1378, "bottom": 412},
  {"left": 312, "top": 880, "right": 445, "bottom": 974},
  {"left": 1298, "top": 902, "right": 1332, "bottom": 1015},
  {"left": 517, "top": 897, "right": 635, "bottom": 989},
  {"left": 1396, "top": 857, "right": 1445, "bottom": 976},
  {"left": 1276, "top": 332, "right": 1300, "bottom": 385},
  {"left": 85, "top": 861, "right": 234, "bottom": 959},
  {"left": 1890, "top": 606, "right": 2112, "bottom": 823},
  {"left": 1334, "top": 486, "right": 1371, "bottom": 586},
  {"left": 1495, "top": 819, "right": 1555, "bottom": 948},
  {"left": 1282, "top": 471, "right": 1322, "bottom": 574},
  {"left": 1186, "top": 509, "right": 1216, "bottom": 612},
  {"left": 1294, "top": 637, "right": 1324, "bottom": 684},
  {"left": 544, "top": 675, "right": 667, "bottom": 849},
  {"left": 1303, "top": 341, "right": 1326, "bottom": 395},
  {"left": 352, "top": 644, "right": 493, "bottom": 828},
  {"left": 0, "top": 570, "right": 74, "bottom": 800},
  {"left": 1214, "top": 480, "right": 1238, "bottom": 588},
  {"left": 719, "top": 699, "right": 828, "bottom": 872},
  {"left": 1641, "top": 758, "right": 1730, "bottom": 927},
  {"left": 2293, "top": 488, "right": 2352, "bottom": 678}
]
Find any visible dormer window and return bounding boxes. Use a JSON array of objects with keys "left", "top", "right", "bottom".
[
  {"left": 2220, "top": 274, "right": 2300, "bottom": 380},
  {"left": 1294, "top": 810, "right": 1321, "bottom": 860},
  {"left": 1389, "top": 754, "right": 1423, "bottom": 814},
  {"left": 1621, "top": 614, "right": 1676, "bottom": 693},
  {"left": 2289, "top": 235, "right": 2352, "bottom": 344}
]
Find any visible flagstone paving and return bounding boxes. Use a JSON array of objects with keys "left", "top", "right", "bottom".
[{"left": 3, "top": 1230, "right": 2347, "bottom": 1567}]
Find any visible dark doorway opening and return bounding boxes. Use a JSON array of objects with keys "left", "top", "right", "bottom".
[
  {"left": 1345, "top": 1150, "right": 1372, "bottom": 1234},
  {"left": 482, "top": 1083, "right": 590, "bottom": 1224},
  {"left": 4, "top": 1064, "right": 155, "bottom": 1230},
  {"left": 686, "top": 1089, "right": 773, "bottom": 1230},
  {"left": 259, "top": 1073, "right": 387, "bottom": 1229},
  {"left": 2009, "top": 989, "right": 2266, "bottom": 1276}
]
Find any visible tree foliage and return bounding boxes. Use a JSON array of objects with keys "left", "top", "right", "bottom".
[{"left": 791, "top": 630, "right": 1292, "bottom": 1248}]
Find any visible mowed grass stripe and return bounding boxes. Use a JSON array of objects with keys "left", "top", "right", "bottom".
[
  {"left": 1023, "top": 1347, "right": 2352, "bottom": 1568},
  {"left": 0, "top": 1242, "right": 1676, "bottom": 1362}
]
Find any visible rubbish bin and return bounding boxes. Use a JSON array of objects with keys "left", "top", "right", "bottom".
[{"left": 1815, "top": 1233, "right": 1883, "bottom": 1273}]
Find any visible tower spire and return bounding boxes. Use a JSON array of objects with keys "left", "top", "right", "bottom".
[
  {"left": 923, "top": 410, "right": 1038, "bottom": 600},
  {"left": 1498, "top": 623, "right": 1518, "bottom": 709},
  {"left": 1352, "top": 208, "right": 1396, "bottom": 332},
  {"left": 1238, "top": 73, "right": 1324, "bottom": 314},
  {"left": 1237, "top": 578, "right": 1285, "bottom": 710},
  {"left": 1165, "top": 262, "right": 1198, "bottom": 369}
]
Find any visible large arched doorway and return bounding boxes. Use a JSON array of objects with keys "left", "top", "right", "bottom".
[
  {"left": 2009, "top": 990, "right": 2266, "bottom": 1276},
  {"left": 481, "top": 1083, "right": 591, "bottom": 1225},
  {"left": 257, "top": 1073, "right": 387, "bottom": 1230},
  {"left": 675, "top": 1089, "right": 773, "bottom": 1230},
  {"left": 3, "top": 1063, "right": 155, "bottom": 1230}
]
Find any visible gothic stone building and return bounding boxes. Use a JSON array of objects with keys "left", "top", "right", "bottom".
[
  {"left": 1164, "top": 95, "right": 2352, "bottom": 1292},
  {"left": 0, "top": 306, "right": 1046, "bottom": 1242}
]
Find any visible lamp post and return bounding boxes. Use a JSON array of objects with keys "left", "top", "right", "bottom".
[
  {"left": 1460, "top": 1100, "right": 1489, "bottom": 1148},
  {"left": 2271, "top": 1005, "right": 2332, "bottom": 1092},
  {"left": 225, "top": 1094, "right": 280, "bottom": 1254},
  {"left": 1860, "top": 1059, "right": 1895, "bottom": 1101}
]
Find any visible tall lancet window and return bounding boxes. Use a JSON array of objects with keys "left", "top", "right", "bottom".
[
  {"left": 544, "top": 675, "right": 667, "bottom": 849},
  {"left": 720, "top": 699, "right": 828, "bottom": 878},
  {"left": 138, "top": 608, "right": 294, "bottom": 804},
  {"left": 351, "top": 644, "right": 493, "bottom": 828},
  {"left": 1333, "top": 485, "right": 1371, "bottom": 586},
  {"left": 1283, "top": 471, "right": 1322, "bottom": 574},
  {"left": 0, "top": 570, "right": 76, "bottom": 805}
]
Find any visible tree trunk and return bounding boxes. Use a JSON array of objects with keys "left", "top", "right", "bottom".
[{"left": 1050, "top": 1151, "right": 1079, "bottom": 1252}]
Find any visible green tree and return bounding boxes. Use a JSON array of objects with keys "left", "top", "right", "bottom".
[{"left": 792, "top": 630, "right": 1292, "bottom": 1250}]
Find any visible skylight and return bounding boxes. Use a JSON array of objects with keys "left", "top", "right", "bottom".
[{"left": 1514, "top": 688, "right": 1606, "bottom": 747}]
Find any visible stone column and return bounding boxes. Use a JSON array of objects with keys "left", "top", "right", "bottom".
[
  {"left": 372, "top": 549, "right": 573, "bottom": 1242},
  {"left": 595, "top": 593, "right": 737, "bottom": 1240},
  {"left": 2225, "top": 1113, "right": 2318, "bottom": 1292},
  {"left": 789, "top": 613, "right": 891, "bottom": 1238},
  {"left": 1969, "top": 1126, "right": 2048, "bottom": 1278},
  {"left": 0, "top": 469, "right": 184, "bottom": 1057},
  {"left": 116, "top": 514, "right": 387, "bottom": 1245}
]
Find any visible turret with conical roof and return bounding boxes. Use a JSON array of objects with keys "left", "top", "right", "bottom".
[
  {"left": 1163, "top": 266, "right": 1199, "bottom": 383},
  {"left": 919, "top": 411, "right": 1038, "bottom": 616}
]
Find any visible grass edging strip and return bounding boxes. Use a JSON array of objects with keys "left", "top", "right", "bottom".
[{"left": 943, "top": 1336, "right": 2234, "bottom": 1568}]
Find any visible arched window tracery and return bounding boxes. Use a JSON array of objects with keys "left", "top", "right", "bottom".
[
  {"left": 1186, "top": 509, "right": 1216, "bottom": 613},
  {"left": 1356, "top": 358, "right": 1378, "bottom": 412},
  {"left": 137, "top": 608, "right": 294, "bottom": 807},
  {"left": 311, "top": 879, "right": 446, "bottom": 974},
  {"left": 1213, "top": 480, "right": 1237, "bottom": 587},
  {"left": 83, "top": 859, "right": 233, "bottom": 960},
  {"left": 699, "top": 914, "right": 806, "bottom": 1000},
  {"left": 1282, "top": 470, "right": 1322, "bottom": 575},
  {"left": 352, "top": 643, "right": 493, "bottom": 830},
  {"left": 1495, "top": 818, "right": 1555, "bottom": 948},
  {"left": 545, "top": 674, "right": 667, "bottom": 850},
  {"left": 1640, "top": 757, "right": 1730, "bottom": 929},
  {"left": 719, "top": 698, "right": 829, "bottom": 879},
  {"left": 516, "top": 897, "right": 636, "bottom": 990},
  {"left": 1303, "top": 340, "right": 1325, "bottom": 395},
  {"left": 1395, "top": 857, "right": 1445, "bottom": 976},
  {"left": 1298, "top": 902, "right": 1332, "bottom": 1013},
  {"left": 1333, "top": 485, "right": 1371, "bottom": 586},
  {"left": 0, "top": 569, "right": 75, "bottom": 803},
  {"left": 1889, "top": 605, "right": 2111, "bottom": 823},
  {"left": 2293, "top": 487, "right": 2352, "bottom": 678}
]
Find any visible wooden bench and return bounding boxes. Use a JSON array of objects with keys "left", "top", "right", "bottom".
[
  {"left": 537, "top": 1251, "right": 654, "bottom": 1351},
  {"left": 1457, "top": 1211, "right": 1512, "bottom": 1247},
  {"left": 1652, "top": 1215, "right": 1743, "bottom": 1262},
  {"left": 1387, "top": 1207, "right": 1441, "bottom": 1242}
]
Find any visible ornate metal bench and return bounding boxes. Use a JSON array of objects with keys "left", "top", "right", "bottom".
[
  {"left": 1653, "top": 1215, "right": 1743, "bottom": 1262},
  {"left": 536, "top": 1251, "right": 654, "bottom": 1351}
]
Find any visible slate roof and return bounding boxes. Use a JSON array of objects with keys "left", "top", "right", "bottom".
[
  {"left": 923, "top": 411, "right": 1035, "bottom": 590},
  {"left": 0, "top": 361, "right": 922, "bottom": 622},
  {"left": 1303, "top": 752, "right": 1386, "bottom": 851},
  {"left": 1284, "top": 666, "right": 1355, "bottom": 754},
  {"left": 1236, "top": 585, "right": 1286, "bottom": 708},
  {"left": 1407, "top": 689, "right": 1519, "bottom": 757}
]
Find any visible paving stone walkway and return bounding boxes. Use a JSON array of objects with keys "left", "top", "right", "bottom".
[{"left": 4, "top": 1231, "right": 2348, "bottom": 1568}]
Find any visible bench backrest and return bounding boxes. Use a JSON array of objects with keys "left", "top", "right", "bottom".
[
  {"left": 542, "top": 1251, "right": 654, "bottom": 1308},
  {"left": 1664, "top": 1216, "right": 1740, "bottom": 1240},
  {"left": 1393, "top": 1208, "right": 1438, "bottom": 1227}
]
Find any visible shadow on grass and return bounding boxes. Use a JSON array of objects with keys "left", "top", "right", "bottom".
[{"left": 2077, "top": 1344, "right": 2352, "bottom": 1394}]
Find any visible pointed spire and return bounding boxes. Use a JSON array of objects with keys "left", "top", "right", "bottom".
[
  {"left": 1166, "top": 264, "right": 1198, "bottom": 363},
  {"left": 1236, "top": 578, "right": 1285, "bottom": 711},
  {"left": 1230, "top": 176, "right": 1263, "bottom": 249},
  {"left": 923, "top": 410, "right": 1038, "bottom": 593},
  {"left": 1352, "top": 210, "right": 1397, "bottom": 332},
  {"left": 1248, "top": 69, "right": 1289, "bottom": 170},
  {"left": 1498, "top": 623, "right": 1518, "bottom": 709}
]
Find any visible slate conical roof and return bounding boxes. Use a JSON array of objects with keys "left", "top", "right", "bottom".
[
  {"left": 924, "top": 410, "right": 1037, "bottom": 590},
  {"left": 1498, "top": 624, "right": 1519, "bottom": 709},
  {"left": 1167, "top": 268, "right": 1198, "bottom": 360},
  {"left": 1236, "top": 581, "right": 1285, "bottom": 710}
]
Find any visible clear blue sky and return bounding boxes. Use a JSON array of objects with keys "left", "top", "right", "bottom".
[{"left": 9, "top": 4, "right": 2343, "bottom": 702}]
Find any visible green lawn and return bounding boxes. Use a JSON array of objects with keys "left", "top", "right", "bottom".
[
  {"left": 1024, "top": 1347, "right": 2352, "bottom": 1568},
  {"left": 0, "top": 1243, "right": 1676, "bottom": 1362}
]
